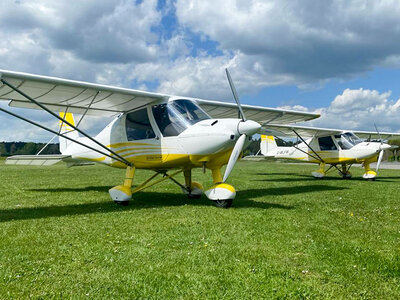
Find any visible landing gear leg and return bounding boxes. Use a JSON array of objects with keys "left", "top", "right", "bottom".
[
  {"left": 182, "top": 169, "right": 203, "bottom": 199},
  {"left": 363, "top": 160, "right": 377, "bottom": 180},
  {"left": 340, "top": 164, "right": 352, "bottom": 179},
  {"left": 312, "top": 162, "right": 326, "bottom": 178},
  {"left": 204, "top": 168, "right": 235, "bottom": 208},
  {"left": 109, "top": 166, "right": 135, "bottom": 205}
]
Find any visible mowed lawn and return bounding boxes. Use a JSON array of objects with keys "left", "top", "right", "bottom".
[{"left": 0, "top": 159, "right": 399, "bottom": 299}]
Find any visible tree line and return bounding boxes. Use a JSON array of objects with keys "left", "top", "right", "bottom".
[{"left": 0, "top": 142, "right": 60, "bottom": 156}]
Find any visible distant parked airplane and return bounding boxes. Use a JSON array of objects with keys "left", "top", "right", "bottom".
[{"left": 261, "top": 124, "right": 400, "bottom": 180}]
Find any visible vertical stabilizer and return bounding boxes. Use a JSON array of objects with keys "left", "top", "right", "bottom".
[
  {"left": 260, "top": 135, "right": 278, "bottom": 156},
  {"left": 59, "top": 112, "right": 79, "bottom": 153}
]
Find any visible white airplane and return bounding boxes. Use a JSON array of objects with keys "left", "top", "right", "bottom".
[
  {"left": 0, "top": 69, "right": 319, "bottom": 207},
  {"left": 260, "top": 124, "right": 400, "bottom": 180}
]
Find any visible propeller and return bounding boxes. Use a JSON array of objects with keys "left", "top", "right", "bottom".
[
  {"left": 373, "top": 123, "right": 395, "bottom": 173},
  {"left": 374, "top": 123, "right": 384, "bottom": 173},
  {"left": 226, "top": 68, "right": 246, "bottom": 121},
  {"left": 374, "top": 123, "right": 383, "bottom": 145},
  {"left": 376, "top": 149, "right": 384, "bottom": 173},
  {"left": 222, "top": 68, "right": 260, "bottom": 182},
  {"left": 223, "top": 134, "right": 246, "bottom": 182}
]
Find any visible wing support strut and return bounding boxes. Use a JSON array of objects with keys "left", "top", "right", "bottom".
[
  {"left": 291, "top": 129, "right": 325, "bottom": 163},
  {"left": 291, "top": 128, "right": 345, "bottom": 176},
  {"left": 0, "top": 106, "right": 129, "bottom": 166},
  {"left": 0, "top": 78, "right": 132, "bottom": 167},
  {"left": 292, "top": 144, "right": 322, "bottom": 163},
  {"left": 36, "top": 106, "right": 69, "bottom": 155}
]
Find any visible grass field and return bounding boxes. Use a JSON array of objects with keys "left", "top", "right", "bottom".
[{"left": 0, "top": 160, "right": 399, "bottom": 299}]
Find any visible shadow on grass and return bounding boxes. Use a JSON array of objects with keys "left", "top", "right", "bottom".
[
  {"left": 235, "top": 184, "right": 347, "bottom": 207},
  {"left": 0, "top": 183, "right": 347, "bottom": 223}
]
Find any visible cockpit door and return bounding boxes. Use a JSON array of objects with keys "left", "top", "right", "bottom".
[
  {"left": 123, "top": 106, "right": 163, "bottom": 164},
  {"left": 317, "top": 136, "right": 338, "bottom": 151}
]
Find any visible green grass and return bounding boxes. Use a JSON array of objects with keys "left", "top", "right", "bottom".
[{"left": 0, "top": 160, "right": 399, "bottom": 299}]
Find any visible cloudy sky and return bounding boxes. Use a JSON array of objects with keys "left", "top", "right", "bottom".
[{"left": 2, "top": 0, "right": 400, "bottom": 141}]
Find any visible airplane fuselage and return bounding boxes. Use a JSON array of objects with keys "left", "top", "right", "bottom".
[
  {"left": 62, "top": 99, "right": 259, "bottom": 171},
  {"left": 272, "top": 141, "right": 385, "bottom": 164}
]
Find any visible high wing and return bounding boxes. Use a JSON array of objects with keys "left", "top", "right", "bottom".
[
  {"left": 196, "top": 99, "right": 320, "bottom": 124},
  {"left": 263, "top": 124, "right": 400, "bottom": 140},
  {"left": 0, "top": 69, "right": 168, "bottom": 116},
  {"left": 0, "top": 69, "right": 320, "bottom": 123},
  {"left": 351, "top": 130, "right": 400, "bottom": 141}
]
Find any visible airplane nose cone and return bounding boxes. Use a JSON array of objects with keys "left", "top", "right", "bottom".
[
  {"left": 379, "top": 143, "right": 392, "bottom": 151},
  {"left": 238, "top": 120, "right": 261, "bottom": 136}
]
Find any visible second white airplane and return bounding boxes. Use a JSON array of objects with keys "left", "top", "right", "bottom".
[{"left": 261, "top": 124, "right": 400, "bottom": 180}]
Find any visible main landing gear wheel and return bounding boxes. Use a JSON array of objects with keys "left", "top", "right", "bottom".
[
  {"left": 109, "top": 185, "right": 132, "bottom": 206},
  {"left": 182, "top": 181, "right": 203, "bottom": 199},
  {"left": 213, "top": 199, "right": 233, "bottom": 208},
  {"left": 340, "top": 171, "right": 352, "bottom": 179}
]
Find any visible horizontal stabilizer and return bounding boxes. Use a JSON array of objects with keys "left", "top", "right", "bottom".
[{"left": 5, "top": 155, "right": 71, "bottom": 166}]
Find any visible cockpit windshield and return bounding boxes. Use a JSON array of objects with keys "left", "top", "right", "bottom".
[
  {"left": 335, "top": 132, "right": 363, "bottom": 150},
  {"left": 152, "top": 99, "right": 211, "bottom": 136}
]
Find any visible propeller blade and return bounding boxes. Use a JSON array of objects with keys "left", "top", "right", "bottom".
[
  {"left": 223, "top": 134, "right": 246, "bottom": 182},
  {"left": 376, "top": 150, "right": 384, "bottom": 173},
  {"left": 374, "top": 123, "right": 383, "bottom": 145},
  {"left": 225, "top": 68, "right": 246, "bottom": 121}
]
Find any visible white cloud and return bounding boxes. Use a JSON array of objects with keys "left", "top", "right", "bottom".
[
  {"left": 176, "top": 0, "right": 400, "bottom": 83},
  {"left": 299, "top": 88, "right": 400, "bottom": 133},
  {"left": 329, "top": 88, "right": 392, "bottom": 113}
]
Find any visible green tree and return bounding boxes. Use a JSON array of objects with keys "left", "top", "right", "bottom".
[{"left": 0, "top": 142, "right": 7, "bottom": 156}]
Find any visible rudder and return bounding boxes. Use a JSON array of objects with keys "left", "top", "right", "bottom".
[{"left": 260, "top": 135, "right": 278, "bottom": 156}]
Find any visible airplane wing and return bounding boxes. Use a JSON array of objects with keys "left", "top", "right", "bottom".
[
  {"left": 262, "top": 124, "right": 400, "bottom": 140},
  {"left": 0, "top": 69, "right": 168, "bottom": 116},
  {"left": 195, "top": 99, "right": 320, "bottom": 124},
  {"left": 0, "top": 69, "right": 320, "bottom": 123},
  {"left": 262, "top": 124, "right": 343, "bottom": 137},
  {"left": 350, "top": 130, "right": 400, "bottom": 141}
]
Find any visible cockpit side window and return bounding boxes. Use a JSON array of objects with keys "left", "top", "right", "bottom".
[
  {"left": 318, "top": 136, "right": 337, "bottom": 151},
  {"left": 126, "top": 108, "right": 156, "bottom": 140},
  {"left": 152, "top": 99, "right": 210, "bottom": 137},
  {"left": 152, "top": 103, "right": 186, "bottom": 137},
  {"left": 338, "top": 132, "right": 363, "bottom": 150}
]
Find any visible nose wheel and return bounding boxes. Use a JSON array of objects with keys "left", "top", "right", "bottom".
[{"left": 213, "top": 199, "right": 233, "bottom": 208}]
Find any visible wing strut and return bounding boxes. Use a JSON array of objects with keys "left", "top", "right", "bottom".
[
  {"left": 0, "top": 106, "right": 129, "bottom": 166},
  {"left": 0, "top": 78, "right": 132, "bottom": 167},
  {"left": 36, "top": 135, "right": 58, "bottom": 155},
  {"left": 291, "top": 128, "right": 346, "bottom": 176},
  {"left": 291, "top": 129, "right": 325, "bottom": 163},
  {"left": 292, "top": 144, "right": 322, "bottom": 163}
]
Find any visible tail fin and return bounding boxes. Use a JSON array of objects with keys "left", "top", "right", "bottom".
[
  {"left": 260, "top": 135, "right": 278, "bottom": 156},
  {"left": 59, "top": 112, "right": 79, "bottom": 153}
]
